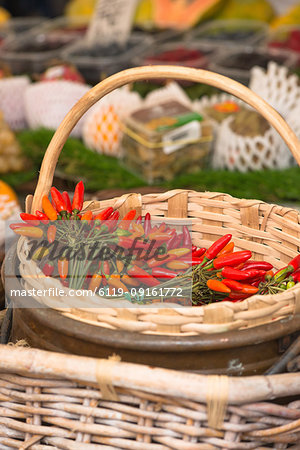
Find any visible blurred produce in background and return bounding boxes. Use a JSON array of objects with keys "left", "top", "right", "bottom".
[{"left": 0, "top": 0, "right": 299, "bottom": 209}]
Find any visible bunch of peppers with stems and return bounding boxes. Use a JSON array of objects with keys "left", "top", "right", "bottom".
[{"left": 10, "top": 180, "right": 300, "bottom": 303}]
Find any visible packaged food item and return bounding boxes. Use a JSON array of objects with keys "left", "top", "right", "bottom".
[
  {"left": 122, "top": 100, "right": 212, "bottom": 183},
  {"left": 229, "top": 109, "right": 270, "bottom": 137},
  {"left": 203, "top": 100, "right": 242, "bottom": 124}
]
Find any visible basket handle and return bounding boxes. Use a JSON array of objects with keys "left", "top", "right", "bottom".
[{"left": 30, "top": 65, "right": 300, "bottom": 213}]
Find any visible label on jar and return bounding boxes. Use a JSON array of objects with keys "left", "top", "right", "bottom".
[
  {"left": 86, "top": 0, "right": 138, "bottom": 46},
  {"left": 162, "top": 121, "right": 201, "bottom": 155}
]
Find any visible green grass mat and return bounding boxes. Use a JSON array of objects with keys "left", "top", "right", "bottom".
[{"left": 1, "top": 128, "right": 299, "bottom": 205}]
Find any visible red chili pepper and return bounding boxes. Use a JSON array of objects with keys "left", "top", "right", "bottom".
[
  {"left": 118, "top": 210, "right": 136, "bottom": 231},
  {"left": 192, "top": 245, "right": 197, "bottom": 253},
  {"left": 36, "top": 210, "right": 49, "bottom": 224},
  {"left": 20, "top": 213, "right": 40, "bottom": 226},
  {"left": 182, "top": 225, "right": 192, "bottom": 247},
  {"left": 51, "top": 187, "right": 67, "bottom": 215},
  {"left": 291, "top": 269, "right": 300, "bottom": 283},
  {"left": 72, "top": 181, "right": 84, "bottom": 213},
  {"left": 95, "top": 207, "right": 114, "bottom": 221},
  {"left": 288, "top": 254, "right": 300, "bottom": 272},
  {"left": 241, "top": 261, "right": 273, "bottom": 271},
  {"left": 42, "top": 263, "right": 54, "bottom": 277},
  {"left": 128, "top": 265, "right": 160, "bottom": 286},
  {"left": 205, "top": 234, "right": 232, "bottom": 260},
  {"left": 213, "top": 251, "right": 252, "bottom": 269},
  {"left": 222, "top": 279, "right": 244, "bottom": 291},
  {"left": 166, "top": 233, "right": 182, "bottom": 251},
  {"left": 157, "top": 223, "right": 166, "bottom": 233},
  {"left": 239, "top": 284, "right": 259, "bottom": 295},
  {"left": 144, "top": 212, "right": 151, "bottom": 236},
  {"left": 58, "top": 258, "right": 68, "bottom": 280},
  {"left": 62, "top": 191, "right": 72, "bottom": 214},
  {"left": 228, "top": 292, "right": 250, "bottom": 301},
  {"left": 207, "top": 279, "right": 231, "bottom": 293},
  {"left": 47, "top": 224, "right": 56, "bottom": 244},
  {"left": 193, "top": 247, "right": 206, "bottom": 258},
  {"left": 42, "top": 195, "right": 58, "bottom": 221},
  {"left": 180, "top": 254, "right": 203, "bottom": 266},
  {"left": 136, "top": 215, "right": 142, "bottom": 225},
  {"left": 103, "top": 261, "right": 110, "bottom": 277},
  {"left": 151, "top": 267, "right": 179, "bottom": 279},
  {"left": 221, "top": 267, "right": 262, "bottom": 281},
  {"left": 9, "top": 223, "right": 32, "bottom": 230},
  {"left": 106, "top": 210, "right": 120, "bottom": 232},
  {"left": 217, "top": 242, "right": 234, "bottom": 257},
  {"left": 81, "top": 210, "right": 93, "bottom": 221},
  {"left": 118, "top": 237, "right": 149, "bottom": 250}
]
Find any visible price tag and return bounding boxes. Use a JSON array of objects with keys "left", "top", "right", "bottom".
[{"left": 86, "top": 0, "right": 138, "bottom": 46}]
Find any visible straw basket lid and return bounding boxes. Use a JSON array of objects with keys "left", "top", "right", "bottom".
[{"left": 16, "top": 66, "right": 300, "bottom": 336}]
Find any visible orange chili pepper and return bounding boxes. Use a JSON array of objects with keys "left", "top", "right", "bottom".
[
  {"left": 108, "top": 275, "right": 129, "bottom": 293},
  {"left": 207, "top": 279, "right": 231, "bottom": 293},
  {"left": 89, "top": 273, "right": 102, "bottom": 291},
  {"left": 81, "top": 210, "right": 93, "bottom": 220},
  {"left": 42, "top": 195, "right": 58, "bottom": 221},
  {"left": 47, "top": 224, "right": 56, "bottom": 244},
  {"left": 167, "top": 260, "right": 189, "bottom": 270},
  {"left": 239, "top": 284, "right": 259, "bottom": 295},
  {"left": 58, "top": 258, "right": 68, "bottom": 280},
  {"left": 118, "top": 210, "right": 136, "bottom": 230},
  {"left": 121, "top": 274, "right": 140, "bottom": 287},
  {"left": 217, "top": 242, "right": 234, "bottom": 257},
  {"left": 116, "top": 260, "right": 124, "bottom": 273}
]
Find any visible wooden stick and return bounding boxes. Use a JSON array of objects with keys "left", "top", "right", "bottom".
[
  {"left": 30, "top": 66, "right": 300, "bottom": 213},
  {"left": 0, "top": 345, "right": 299, "bottom": 405}
]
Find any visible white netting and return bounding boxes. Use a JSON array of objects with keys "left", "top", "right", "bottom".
[
  {"left": 82, "top": 86, "right": 142, "bottom": 157},
  {"left": 24, "top": 81, "right": 90, "bottom": 138},
  {"left": 213, "top": 63, "right": 300, "bottom": 171},
  {"left": 0, "top": 76, "right": 30, "bottom": 130},
  {"left": 213, "top": 117, "right": 292, "bottom": 171}
]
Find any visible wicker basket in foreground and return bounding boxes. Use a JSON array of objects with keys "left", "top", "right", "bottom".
[
  {"left": 0, "top": 343, "right": 299, "bottom": 449},
  {"left": 16, "top": 65, "right": 300, "bottom": 336}
]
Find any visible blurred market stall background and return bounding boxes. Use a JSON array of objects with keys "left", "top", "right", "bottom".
[{"left": 1, "top": 0, "right": 300, "bottom": 231}]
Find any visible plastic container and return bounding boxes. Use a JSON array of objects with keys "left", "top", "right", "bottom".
[
  {"left": 0, "top": 16, "right": 88, "bottom": 75},
  {"left": 122, "top": 99, "right": 212, "bottom": 183},
  {"left": 61, "top": 33, "right": 153, "bottom": 85},
  {"left": 210, "top": 46, "right": 298, "bottom": 85},
  {"left": 133, "top": 40, "right": 210, "bottom": 69},
  {"left": 0, "top": 17, "right": 46, "bottom": 47},
  {"left": 189, "top": 19, "right": 268, "bottom": 47}
]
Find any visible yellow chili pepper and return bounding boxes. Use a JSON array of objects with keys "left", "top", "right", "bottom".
[
  {"left": 168, "top": 248, "right": 190, "bottom": 257},
  {"left": 32, "top": 246, "right": 50, "bottom": 261}
]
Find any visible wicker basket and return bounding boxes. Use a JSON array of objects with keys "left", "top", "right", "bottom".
[
  {"left": 16, "top": 66, "right": 300, "bottom": 336},
  {"left": 0, "top": 340, "right": 299, "bottom": 448}
]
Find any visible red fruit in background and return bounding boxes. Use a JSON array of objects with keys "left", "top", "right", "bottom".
[{"left": 40, "top": 64, "right": 85, "bottom": 84}]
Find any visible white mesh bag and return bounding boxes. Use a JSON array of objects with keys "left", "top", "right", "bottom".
[
  {"left": 24, "top": 81, "right": 90, "bottom": 138},
  {"left": 82, "top": 87, "right": 142, "bottom": 157},
  {"left": 214, "top": 63, "right": 300, "bottom": 171},
  {"left": 0, "top": 76, "right": 30, "bottom": 130}
]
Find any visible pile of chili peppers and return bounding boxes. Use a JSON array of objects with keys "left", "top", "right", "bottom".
[{"left": 10, "top": 180, "right": 300, "bottom": 304}]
